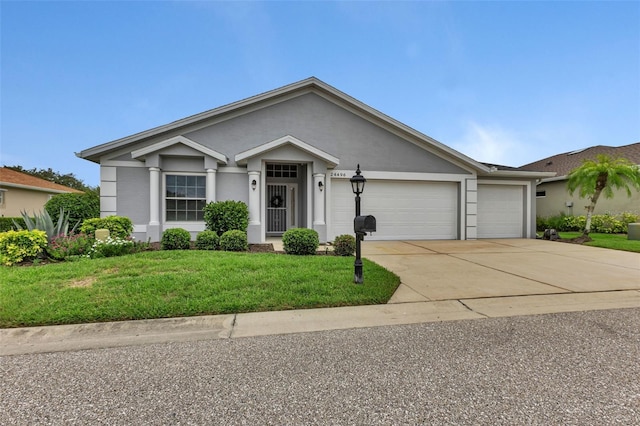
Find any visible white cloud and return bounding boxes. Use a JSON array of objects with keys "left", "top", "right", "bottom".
[{"left": 451, "top": 121, "right": 529, "bottom": 166}]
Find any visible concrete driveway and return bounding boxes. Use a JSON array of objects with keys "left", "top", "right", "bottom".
[{"left": 365, "top": 239, "right": 640, "bottom": 316}]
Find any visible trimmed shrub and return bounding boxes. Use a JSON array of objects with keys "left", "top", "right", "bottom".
[
  {"left": 203, "top": 200, "right": 249, "bottom": 236},
  {"left": 219, "top": 230, "right": 248, "bottom": 252},
  {"left": 0, "top": 230, "right": 48, "bottom": 266},
  {"left": 0, "top": 217, "right": 25, "bottom": 232},
  {"left": 195, "top": 230, "right": 219, "bottom": 250},
  {"left": 282, "top": 228, "right": 319, "bottom": 255},
  {"left": 161, "top": 228, "right": 191, "bottom": 250},
  {"left": 537, "top": 212, "right": 640, "bottom": 234},
  {"left": 80, "top": 216, "right": 133, "bottom": 239},
  {"left": 333, "top": 234, "right": 356, "bottom": 256},
  {"left": 45, "top": 192, "right": 100, "bottom": 227}
]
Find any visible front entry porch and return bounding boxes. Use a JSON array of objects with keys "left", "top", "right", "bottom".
[{"left": 234, "top": 135, "right": 339, "bottom": 245}]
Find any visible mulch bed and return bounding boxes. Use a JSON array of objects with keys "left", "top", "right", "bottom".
[{"left": 558, "top": 235, "right": 593, "bottom": 244}]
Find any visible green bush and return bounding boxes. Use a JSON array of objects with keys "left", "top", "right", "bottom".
[
  {"left": 561, "top": 215, "right": 586, "bottom": 232},
  {"left": 219, "top": 230, "right": 248, "bottom": 252},
  {"left": 0, "top": 217, "right": 25, "bottom": 232},
  {"left": 48, "top": 233, "right": 93, "bottom": 260},
  {"left": 537, "top": 212, "right": 639, "bottom": 234},
  {"left": 80, "top": 216, "right": 133, "bottom": 239},
  {"left": 45, "top": 192, "right": 100, "bottom": 228},
  {"left": 203, "top": 200, "right": 249, "bottom": 236},
  {"left": 161, "top": 228, "right": 192, "bottom": 250},
  {"left": 0, "top": 230, "right": 48, "bottom": 266},
  {"left": 282, "top": 228, "right": 319, "bottom": 255},
  {"left": 195, "top": 230, "right": 219, "bottom": 250},
  {"left": 333, "top": 234, "right": 356, "bottom": 256},
  {"left": 620, "top": 212, "right": 640, "bottom": 226}
]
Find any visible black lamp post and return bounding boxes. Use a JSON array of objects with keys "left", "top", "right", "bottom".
[{"left": 350, "top": 164, "right": 366, "bottom": 284}]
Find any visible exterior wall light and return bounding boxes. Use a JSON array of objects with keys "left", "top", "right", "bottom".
[
  {"left": 318, "top": 181, "right": 324, "bottom": 191},
  {"left": 251, "top": 179, "right": 257, "bottom": 191}
]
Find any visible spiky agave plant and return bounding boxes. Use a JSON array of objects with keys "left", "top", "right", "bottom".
[{"left": 13, "top": 208, "right": 78, "bottom": 243}]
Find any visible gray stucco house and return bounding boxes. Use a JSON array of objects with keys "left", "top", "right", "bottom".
[{"left": 77, "top": 77, "right": 553, "bottom": 244}]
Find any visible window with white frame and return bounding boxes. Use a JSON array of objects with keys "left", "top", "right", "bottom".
[
  {"left": 165, "top": 175, "right": 206, "bottom": 221},
  {"left": 0, "top": 190, "right": 5, "bottom": 206},
  {"left": 266, "top": 164, "right": 298, "bottom": 178}
]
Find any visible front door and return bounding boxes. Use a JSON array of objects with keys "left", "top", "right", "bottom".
[{"left": 266, "top": 184, "right": 298, "bottom": 235}]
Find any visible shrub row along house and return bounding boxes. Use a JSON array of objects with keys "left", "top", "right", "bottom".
[{"left": 77, "top": 77, "right": 554, "bottom": 244}]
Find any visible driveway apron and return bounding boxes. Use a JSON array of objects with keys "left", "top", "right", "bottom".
[{"left": 364, "top": 239, "right": 640, "bottom": 315}]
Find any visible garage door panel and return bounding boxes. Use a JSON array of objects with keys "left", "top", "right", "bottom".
[
  {"left": 477, "top": 185, "right": 523, "bottom": 238},
  {"left": 331, "top": 180, "right": 458, "bottom": 240}
]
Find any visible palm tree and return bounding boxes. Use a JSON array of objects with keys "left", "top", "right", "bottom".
[{"left": 567, "top": 154, "right": 640, "bottom": 238}]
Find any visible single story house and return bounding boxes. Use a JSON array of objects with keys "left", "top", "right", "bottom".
[
  {"left": 77, "top": 77, "right": 554, "bottom": 244},
  {"left": 518, "top": 143, "right": 640, "bottom": 218},
  {"left": 0, "top": 167, "right": 83, "bottom": 217}
]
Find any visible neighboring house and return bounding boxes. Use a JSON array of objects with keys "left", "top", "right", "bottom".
[
  {"left": 77, "top": 77, "right": 554, "bottom": 244},
  {"left": 518, "top": 143, "right": 640, "bottom": 218},
  {"left": 0, "top": 167, "right": 83, "bottom": 217}
]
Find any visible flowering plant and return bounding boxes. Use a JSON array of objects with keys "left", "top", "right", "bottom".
[
  {"left": 48, "top": 233, "right": 92, "bottom": 260},
  {"left": 87, "top": 236, "right": 135, "bottom": 258}
]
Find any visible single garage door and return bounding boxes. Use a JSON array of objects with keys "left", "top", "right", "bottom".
[
  {"left": 477, "top": 184, "right": 524, "bottom": 238},
  {"left": 331, "top": 180, "right": 458, "bottom": 240}
]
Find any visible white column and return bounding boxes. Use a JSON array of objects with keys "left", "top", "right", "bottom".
[
  {"left": 206, "top": 169, "right": 216, "bottom": 203},
  {"left": 149, "top": 167, "right": 161, "bottom": 225},
  {"left": 313, "top": 173, "right": 326, "bottom": 225},
  {"left": 248, "top": 171, "right": 261, "bottom": 225}
]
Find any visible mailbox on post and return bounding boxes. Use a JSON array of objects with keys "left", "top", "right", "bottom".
[{"left": 354, "top": 215, "right": 376, "bottom": 234}]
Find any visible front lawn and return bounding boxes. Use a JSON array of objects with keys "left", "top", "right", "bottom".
[
  {"left": 558, "top": 232, "right": 640, "bottom": 253},
  {"left": 0, "top": 251, "right": 400, "bottom": 328}
]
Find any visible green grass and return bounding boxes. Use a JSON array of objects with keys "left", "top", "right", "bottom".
[
  {"left": 558, "top": 232, "right": 640, "bottom": 253},
  {"left": 0, "top": 251, "right": 400, "bottom": 328}
]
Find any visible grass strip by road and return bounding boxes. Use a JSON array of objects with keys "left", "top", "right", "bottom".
[
  {"left": 0, "top": 250, "right": 400, "bottom": 328},
  {"left": 558, "top": 232, "right": 640, "bottom": 253}
]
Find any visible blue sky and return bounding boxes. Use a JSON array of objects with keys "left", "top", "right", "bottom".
[{"left": 2, "top": 1, "right": 639, "bottom": 187}]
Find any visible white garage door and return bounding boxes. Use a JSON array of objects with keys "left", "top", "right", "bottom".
[
  {"left": 477, "top": 184, "right": 524, "bottom": 238},
  {"left": 331, "top": 180, "right": 458, "bottom": 240}
]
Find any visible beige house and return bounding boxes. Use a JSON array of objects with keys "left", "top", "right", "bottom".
[
  {"left": 0, "top": 168, "right": 83, "bottom": 217},
  {"left": 518, "top": 143, "right": 640, "bottom": 218}
]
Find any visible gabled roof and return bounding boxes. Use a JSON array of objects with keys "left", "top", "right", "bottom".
[
  {"left": 0, "top": 167, "right": 84, "bottom": 193},
  {"left": 235, "top": 135, "right": 339, "bottom": 167},
  {"left": 76, "top": 77, "right": 490, "bottom": 172},
  {"left": 76, "top": 77, "right": 552, "bottom": 179},
  {"left": 517, "top": 142, "right": 640, "bottom": 179},
  {"left": 131, "top": 135, "right": 228, "bottom": 164}
]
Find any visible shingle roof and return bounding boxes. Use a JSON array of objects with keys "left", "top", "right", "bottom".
[
  {"left": 0, "top": 167, "right": 83, "bottom": 193},
  {"left": 517, "top": 143, "right": 640, "bottom": 177}
]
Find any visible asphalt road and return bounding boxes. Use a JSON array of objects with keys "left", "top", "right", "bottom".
[{"left": 2, "top": 308, "right": 639, "bottom": 425}]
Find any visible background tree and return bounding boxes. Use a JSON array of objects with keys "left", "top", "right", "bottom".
[
  {"left": 567, "top": 154, "right": 640, "bottom": 238},
  {"left": 45, "top": 192, "right": 100, "bottom": 228},
  {"left": 5, "top": 165, "right": 98, "bottom": 194}
]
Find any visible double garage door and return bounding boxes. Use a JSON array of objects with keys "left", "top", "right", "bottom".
[
  {"left": 331, "top": 180, "right": 459, "bottom": 240},
  {"left": 331, "top": 180, "right": 525, "bottom": 240}
]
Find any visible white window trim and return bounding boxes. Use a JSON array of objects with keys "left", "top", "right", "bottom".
[{"left": 162, "top": 172, "right": 208, "bottom": 224}]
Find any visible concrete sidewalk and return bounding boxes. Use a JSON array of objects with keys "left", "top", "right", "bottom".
[{"left": 2, "top": 239, "right": 639, "bottom": 356}]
